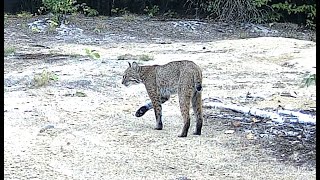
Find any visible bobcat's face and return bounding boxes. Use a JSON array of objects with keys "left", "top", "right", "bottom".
[{"left": 122, "top": 62, "right": 142, "bottom": 87}]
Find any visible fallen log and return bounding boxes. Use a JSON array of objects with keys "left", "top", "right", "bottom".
[{"left": 203, "top": 101, "right": 316, "bottom": 125}]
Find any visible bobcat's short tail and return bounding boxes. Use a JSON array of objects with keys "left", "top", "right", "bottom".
[
  {"left": 195, "top": 82, "right": 202, "bottom": 91},
  {"left": 194, "top": 71, "right": 203, "bottom": 92}
]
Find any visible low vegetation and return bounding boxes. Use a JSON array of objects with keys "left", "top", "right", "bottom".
[
  {"left": 122, "top": 13, "right": 137, "bottom": 22},
  {"left": 33, "top": 69, "right": 59, "bottom": 87},
  {"left": 4, "top": 46, "right": 16, "bottom": 57},
  {"left": 85, "top": 48, "right": 101, "bottom": 59},
  {"left": 117, "top": 53, "right": 154, "bottom": 61},
  {"left": 138, "top": 54, "right": 154, "bottom": 61},
  {"left": 17, "top": 11, "right": 33, "bottom": 18},
  {"left": 301, "top": 72, "right": 316, "bottom": 87}
]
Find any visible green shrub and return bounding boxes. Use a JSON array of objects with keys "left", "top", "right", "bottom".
[
  {"left": 144, "top": 5, "right": 160, "bottom": 17},
  {"left": 186, "top": 0, "right": 315, "bottom": 28},
  {"left": 163, "top": 10, "right": 178, "bottom": 18},
  {"left": 85, "top": 48, "right": 100, "bottom": 59},
  {"left": 301, "top": 72, "right": 316, "bottom": 87},
  {"left": 139, "top": 54, "right": 154, "bottom": 61},
  {"left": 41, "top": 0, "right": 98, "bottom": 18},
  {"left": 42, "top": 0, "right": 77, "bottom": 14},
  {"left": 83, "top": 8, "right": 99, "bottom": 17},
  {"left": 271, "top": 1, "right": 316, "bottom": 29},
  {"left": 194, "top": 0, "right": 269, "bottom": 23},
  {"left": 17, "top": 11, "right": 33, "bottom": 18},
  {"left": 34, "top": 69, "right": 59, "bottom": 87},
  {"left": 111, "top": 7, "right": 130, "bottom": 15},
  {"left": 4, "top": 46, "right": 16, "bottom": 57}
]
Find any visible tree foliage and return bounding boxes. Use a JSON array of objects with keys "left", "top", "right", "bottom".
[
  {"left": 41, "top": 0, "right": 98, "bottom": 16},
  {"left": 183, "top": 0, "right": 315, "bottom": 27},
  {"left": 5, "top": 0, "right": 316, "bottom": 29}
]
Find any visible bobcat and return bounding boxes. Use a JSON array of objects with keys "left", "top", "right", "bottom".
[{"left": 121, "top": 60, "right": 203, "bottom": 137}]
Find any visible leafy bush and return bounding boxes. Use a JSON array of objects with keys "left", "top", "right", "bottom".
[
  {"left": 42, "top": 0, "right": 77, "bottom": 14},
  {"left": 4, "top": 46, "right": 16, "bottom": 57},
  {"left": 186, "top": 0, "right": 315, "bottom": 28},
  {"left": 41, "top": 0, "right": 98, "bottom": 16},
  {"left": 187, "top": 0, "right": 269, "bottom": 23},
  {"left": 75, "top": 3, "right": 99, "bottom": 16},
  {"left": 40, "top": 0, "right": 99, "bottom": 26},
  {"left": 33, "top": 69, "right": 58, "bottom": 87},
  {"left": 144, "top": 5, "right": 160, "bottom": 17},
  {"left": 163, "top": 10, "right": 178, "bottom": 18},
  {"left": 17, "top": 11, "right": 34, "bottom": 18},
  {"left": 271, "top": 1, "right": 316, "bottom": 29},
  {"left": 111, "top": 7, "right": 130, "bottom": 15},
  {"left": 139, "top": 54, "right": 154, "bottom": 61}
]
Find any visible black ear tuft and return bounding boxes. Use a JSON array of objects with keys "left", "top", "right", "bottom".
[
  {"left": 128, "top": 62, "right": 131, "bottom": 67},
  {"left": 132, "top": 62, "right": 139, "bottom": 69},
  {"left": 132, "top": 62, "right": 138, "bottom": 66}
]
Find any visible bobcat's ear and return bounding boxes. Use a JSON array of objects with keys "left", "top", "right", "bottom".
[
  {"left": 132, "top": 62, "right": 139, "bottom": 70},
  {"left": 128, "top": 62, "right": 131, "bottom": 67}
]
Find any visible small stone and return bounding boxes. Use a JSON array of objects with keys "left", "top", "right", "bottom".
[
  {"left": 232, "top": 121, "right": 241, "bottom": 127},
  {"left": 39, "top": 125, "right": 55, "bottom": 133},
  {"left": 177, "top": 177, "right": 190, "bottom": 180},
  {"left": 224, "top": 130, "right": 235, "bottom": 134},
  {"left": 259, "top": 134, "right": 268, "bottom": 138},
  {"left": 252, "top": 118, "right": 261, "bottom": 123},
  {"left": 246, "top": 133, "right": 255, "bottom": 140}
]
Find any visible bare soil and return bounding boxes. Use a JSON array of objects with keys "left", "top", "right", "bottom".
[{"left": 4, "top": 15, "right": 316, "bottom": 179}]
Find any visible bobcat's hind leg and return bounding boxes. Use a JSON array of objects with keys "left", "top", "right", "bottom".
[
  {"left": 192, "top": 91, "right": 203, "bottom": 135},
  {"left": 135, "top": 96, "right": 170, "bottom": 117},
  {"left": 178, "top": 90, "right": 192, "bottom": 137},
  {"left": 150, "top": 98, "right": 163, "bottom": 130}
]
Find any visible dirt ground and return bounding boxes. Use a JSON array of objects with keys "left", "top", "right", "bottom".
[{"left": 4, "top": 15, "right": 316, "bottom": 179}]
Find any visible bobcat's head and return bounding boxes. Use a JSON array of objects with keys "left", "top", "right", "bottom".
[{"left": 122, "top": 62, "right": 142, "bottom": 87}]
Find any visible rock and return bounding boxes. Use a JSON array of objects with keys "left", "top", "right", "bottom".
[
  {"left": 65, "top": 79, "right": 92, "bottom": 89},
  {"left": 176, "top": 177, "right": 190, "bottom": 180},
  {"left": 232, "top": 121, "right": 241, "bottom": 127},
  {"left": 280, "top": 91, "right": 298, "bottom": 98},
  {"left": 246, "top": 133, "right": 255, "bottom": 140},
  {"left": 39, "top": 124, "right": 55, "bottom": 133},
  {"left": 224, "top": 130, "right": 235, "bottom": 134},
  {"left": 251, "top": 118, "right": 261, "bottom": 123},
  {"left": 56, "top": 23, "right": 83, "bottom": 36},
  {"left": 28, "top": 18, "right": 51, "bottom": 32}
]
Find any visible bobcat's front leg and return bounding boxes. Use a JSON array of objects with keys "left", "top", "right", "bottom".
[{"left": 151, "top": 99, "right": 163, "bottom": 130}]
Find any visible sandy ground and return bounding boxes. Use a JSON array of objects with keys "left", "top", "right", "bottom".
[{"left": 4, "top": 16, "right": 316, "bottom": 180}]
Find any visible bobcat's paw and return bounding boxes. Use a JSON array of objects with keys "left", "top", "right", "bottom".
[
  {"left": 154, "top": 122, "right": 163, "bottom": 130},
  {"left": 193, "top": 131, "right": 201, "bottom": 135},
  {"left": 178, "top": 134, "right": 187, "bottom": 138},
  {"left": 135, "top": 106, "right": 148, "bottom": 117}
]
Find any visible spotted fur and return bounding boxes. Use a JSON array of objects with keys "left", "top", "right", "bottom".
[{"left": 122, "top": 60, "right": 203, "bottom": 137}]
